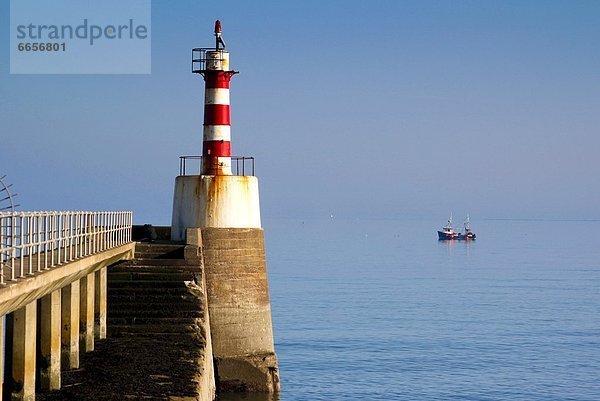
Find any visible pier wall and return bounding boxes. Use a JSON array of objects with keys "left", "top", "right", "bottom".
[
  {"left": 184, "top": 228, "right": 217, "bottom": 401},
  {"left": 201, "top": 227, "right": 279, "bottom": 392}
]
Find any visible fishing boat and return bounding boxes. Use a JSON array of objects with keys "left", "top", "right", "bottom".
[
  {"left": 437, "top": 215, "right": 456, "bottom": 240},
  {"left": 437, "top": 215, "right": 476, "bottom": 240}
]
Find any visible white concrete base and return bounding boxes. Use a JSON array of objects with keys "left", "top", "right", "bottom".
[{"left": 171, "top": 175, "right": 261, "bottom": 241}]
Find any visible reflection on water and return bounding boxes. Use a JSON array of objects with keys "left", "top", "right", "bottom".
[
  {"left": 217, "top": 392, "right": 280, "bottom": 401},
  {"left": 438, "top": 237, "right": 475, "bottom": 256}
]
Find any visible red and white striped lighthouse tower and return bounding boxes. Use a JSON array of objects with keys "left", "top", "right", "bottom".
[{"left": 199, "top": 20, "right": 237, "bottom": 175}]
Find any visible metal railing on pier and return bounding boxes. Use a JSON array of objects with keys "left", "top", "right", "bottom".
[
  {"left": 179, "top": 156, "right": 255, "bottom": 176},
  {"left": 0, "top": 211, "right": 133, "bottom": 285}
]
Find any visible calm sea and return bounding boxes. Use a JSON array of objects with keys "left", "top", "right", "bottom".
[{"left": 242, "top": 217, "right": 600, "bottom": 401}]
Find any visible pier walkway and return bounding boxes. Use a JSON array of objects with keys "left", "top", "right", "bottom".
[
  {"left": 37, "top": 242, "right": 212, "bottom": 401},
  {"left": 0, "top": 211, "right": 134, "bottom": 401}
]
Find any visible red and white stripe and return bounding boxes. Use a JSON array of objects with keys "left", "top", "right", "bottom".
[{"left": 202, "top": 68, "right": 236, "bottom": 175}]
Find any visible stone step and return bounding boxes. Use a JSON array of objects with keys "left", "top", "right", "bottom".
[
  {"left": 108, "top": 271, "right": 198, "bottom": 282},
  {"left": 109, "top": 298, "right": 202, "bottom": 310},
  {"left": 109, "top": 310, "right": 203, "bottom": 320},
  {"left": 117, "top": 258, "right": 196, "bottom": 267},
  {"left": 134, "top": 251, "right": 185, "bottom": 260},
  {"left": 108, "top": 287, "right": 191, "bottom": 296},
  {"left": 134, "top": 243, "right": 185, "bottom": 259},
  {"left": 133, "top": 248, "right": 185, "bottom": 255},
  {"left": 135, "top": 243, "right": 185, "bottom": 251},
  {"left": 108, "top": 316, "right": 201, "bottom": 326},
  {"left": 109, "top": 306, "right": 200, "bottom": 316},
  {"left": 108, "top": 280, "right": 189, "bottom": 289},
  {"left": 110, "top": 325, "right": 202, "bottom": 343},
  {"left": 108, "top": 299, "right": 201, "bottom": 313},
  {"left": 108, "top": 292, "right": 201, "bottom": 303},
  {"left": 108, "top": 324, "right": 199, "bottom": 335},
  {"left": 101, "top": 333, "right": 204, "bottom": 350},
  {"left": 109, "top": 266, "right": 201, "bottom": 275}
]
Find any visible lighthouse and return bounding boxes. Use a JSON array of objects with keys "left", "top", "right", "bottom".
[
  {"left": 171, "top": 21, "right": 261, "bottom": 232},
  {"left": 171, "top": 21, "right": 280, "bottom": 393}
]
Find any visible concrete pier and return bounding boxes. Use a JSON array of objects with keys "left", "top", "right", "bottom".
[
  {"left": 94, "top": 267, "right": 107, "bottom": 340},
  {"left": 79, "top": 273, "right": 95, "bottom": 353},
  {"left": 1, "top": 213, "right": 278, "bottom": 399},
  {"left": 38, "top": 290, "right": 61, "bottom": 390},
  {"left": 5, "top": 302, "right": 37, "bottom": 401},
  {"left": 0, "top": 211, "right": 133, "bottom": 400},
  {"left": 61, "top": 281, "right": 80, "bottom": 370}
]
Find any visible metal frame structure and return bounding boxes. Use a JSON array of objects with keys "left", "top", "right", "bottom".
[
  {"left": 0, "top": 175, "right": 18, "bottom": 212},
  {"left": 192, "top": 47, "right": 225, "bottom": 74},
  {"left": 179, "top": 155, "right": 255, "bottom": 177},
  {"left": 0, "top": 211, "right": 133, "bottom": 285}
]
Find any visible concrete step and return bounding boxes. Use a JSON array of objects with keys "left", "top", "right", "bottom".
[
  {"left": 135, "top": 243, "right": 184, "bottom": 251},
  {"left": 108, "top": 317, "right": 201, "bottom": 326},
  {"left": 109, "top": 265, "right": 201, "bottom": 274},
  {"left": 109, "top": 309, "right": 203, "bottom": 319},
  {"left": 108, "top": 293, "right": 201, "bottom": 303},
  {"left": 109, "top": 330, "right": 202, "bottom": 339},
  {"left": 134, "top": 251, "right": 185, "bottom": 259},
  {"left": 108, "top": 280, "right": 189, "bottom": 289},
  {"left": 109, "top": 307, "right": 203, "bottom": 319},
  {"left": 116, "top": 258, "right": 196, "bottom": 267},
  {"left": 108, "top": 309, "right": 202, "bottom": 318},
  {"left": 108, "top": 271, "right": 198, "bottom": 282},
  {"left": 108, "top": 301, "right": 202, "bottom": 313},
  {"left": 105, "top": 241, "right": 205, "bottom": 358},
  {"left": 134, "top": 243, "right": 185, "bottom": 259},
  {"left": 108, "top": 259, "right": 202, "bottom": 273},
  {"left": 108, "top": 324, "right": 198, "bottom": 335},
  {"left": 108, "top": 286, "right": 190, "bottom": 295},
  {"left": 101, "top": 333, "right": 204, "bottom": 349}
]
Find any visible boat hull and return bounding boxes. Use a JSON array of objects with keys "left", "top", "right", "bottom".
[
  {"left": 438, "top": 231, "right": 476, "bottom": 240},
  {"left": 438, "top": 231, "right": 453, "bottom": 240}
]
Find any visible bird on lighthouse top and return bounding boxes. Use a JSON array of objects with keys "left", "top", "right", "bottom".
[{"left": 215, "top": 20, "right": 226, "bottom": 49}]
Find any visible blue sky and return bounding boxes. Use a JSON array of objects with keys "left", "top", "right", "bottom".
[{"left": 1, "top": 0, "right": 599, "bottom": 223}]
